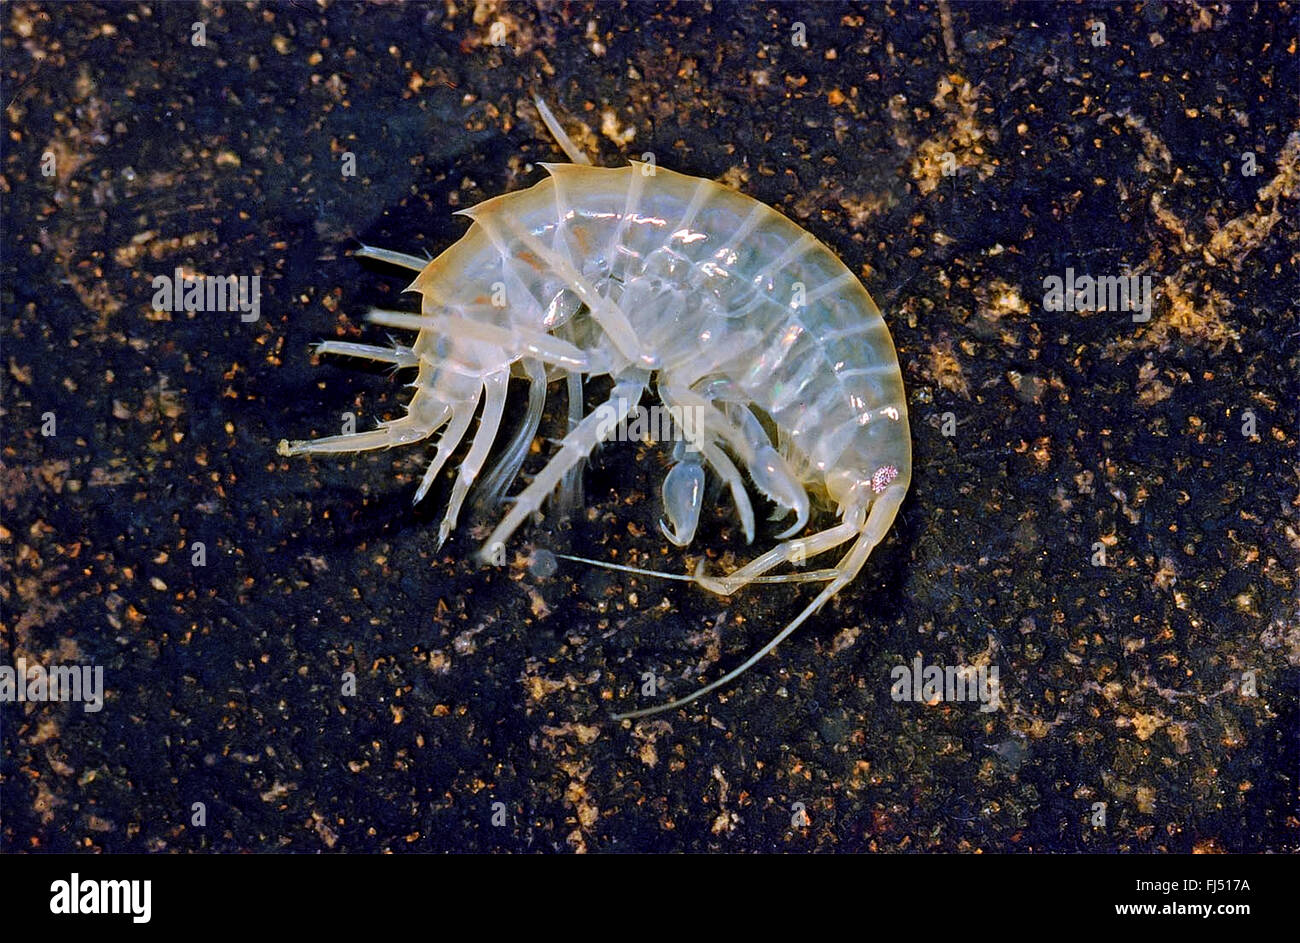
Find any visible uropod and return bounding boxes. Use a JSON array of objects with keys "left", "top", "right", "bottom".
[{"left": 278, "top": 100, "right": 912, "bottom": 720}]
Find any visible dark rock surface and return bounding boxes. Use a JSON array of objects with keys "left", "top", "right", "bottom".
[{"left": 2, "top": 1, "right": 1296, "bottom": 852}]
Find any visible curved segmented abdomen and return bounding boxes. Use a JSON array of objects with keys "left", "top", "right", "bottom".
[{"left": 412, "top": 162, "right": 910, "bottom": 503}]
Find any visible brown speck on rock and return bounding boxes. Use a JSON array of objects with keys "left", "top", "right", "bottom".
[{"left": 2, "top": 0, "right": 1293, "bottom": 856}]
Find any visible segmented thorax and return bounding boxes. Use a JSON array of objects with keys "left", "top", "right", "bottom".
[{"left": 409, "top": 162, "right": 911, "bottom": 505}]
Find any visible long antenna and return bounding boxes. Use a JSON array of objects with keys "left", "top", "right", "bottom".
[
  {"left": 533, "top": 97, "right": 592, "bottom": 165},
  {"left": 552, "top": 551, "right": 841, "bottom": 585}
]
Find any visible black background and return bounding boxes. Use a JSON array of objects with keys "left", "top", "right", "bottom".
[{"left": 2, "top": 1, "right": 1297, "bottom": 854}]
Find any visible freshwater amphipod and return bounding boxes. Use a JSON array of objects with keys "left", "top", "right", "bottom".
[{"left": 278, "top": 102, "right": 912, "bottom": 720}]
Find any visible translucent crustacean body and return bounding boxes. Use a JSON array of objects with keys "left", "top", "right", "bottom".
[{"left": 278, "top": 102, "right": 911, "bottom": 720}]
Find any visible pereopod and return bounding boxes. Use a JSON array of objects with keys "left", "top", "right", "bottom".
[{"left": 279, "top": 101, "right": 911, "bottom": 720}]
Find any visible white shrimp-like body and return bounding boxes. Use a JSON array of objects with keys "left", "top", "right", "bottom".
[{"left": 278, "top": 106, "right": 911, "bottom": 720}]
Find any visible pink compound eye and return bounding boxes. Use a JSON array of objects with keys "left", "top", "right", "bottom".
[{"left": 872, "top": 465, "right": 899, "bottom": 494}]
